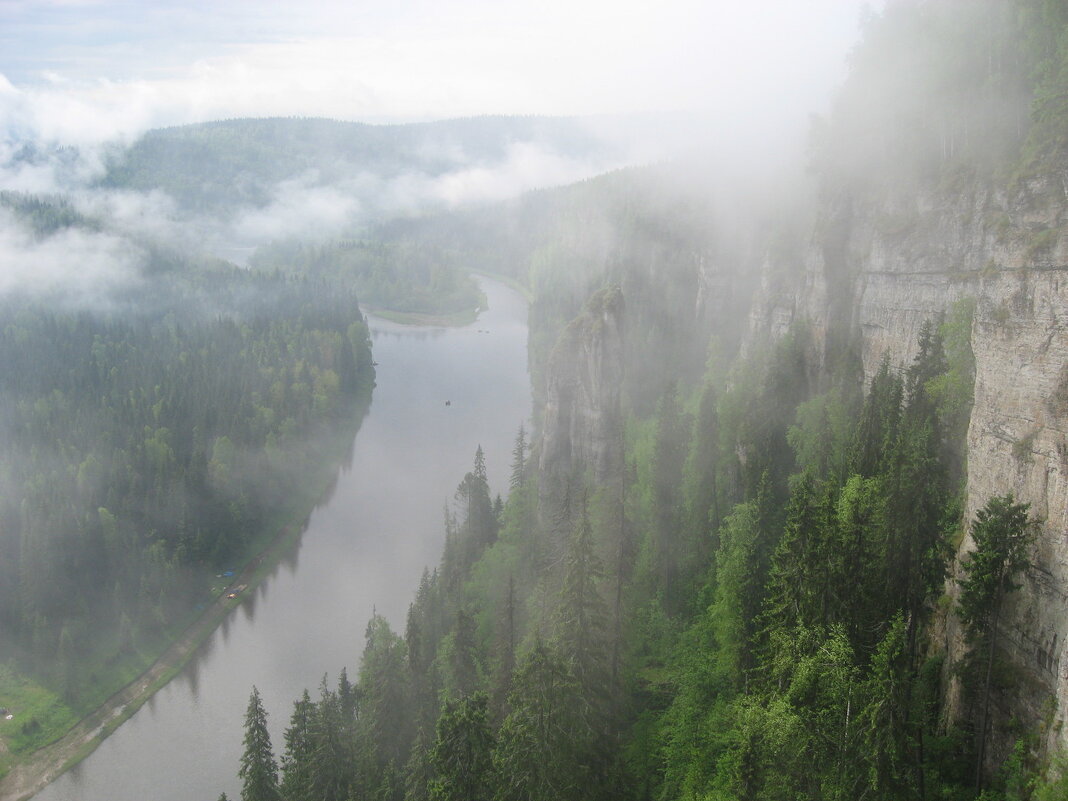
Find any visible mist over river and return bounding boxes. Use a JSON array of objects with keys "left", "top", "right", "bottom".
[{"left": 32, "top": 277, "right": 530, "bottom": 801}]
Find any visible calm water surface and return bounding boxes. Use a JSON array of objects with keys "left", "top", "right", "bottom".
[{"left": 34, "top": 277, "right": 529, "bottom": 801}]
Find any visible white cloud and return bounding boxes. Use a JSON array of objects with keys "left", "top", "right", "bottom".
[
  {"left": 428, "top": 142, "right": 614, "bottom": 206},
  {"left": 1, "top": 0, "right": 876, "bottom": 147},
  {"left": 0, "top": 0, "right": 880, "bottom": 288},
  {"left": 230, "top": 174, "right": 361, "bottom": 244},
  {"left": 0, "top": 206, "right": 143, "bottom": 303}
]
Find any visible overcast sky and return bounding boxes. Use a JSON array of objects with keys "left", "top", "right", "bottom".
[{"left": 0, "top": 0, "right": 881, "bottom": 144}]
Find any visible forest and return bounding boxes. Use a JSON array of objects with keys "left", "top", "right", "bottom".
[
  {"left": 0, "top": 190, "right": 375, "bottom": 758},
  {"left": 226, "top": 1, "right": 1068, "bottom": 800},
  {"left": 94, "top": 116, "right": 617, "bottom": 216},
  {"left": 3, "top": 0, "right": 1068, "bottom": 798},
  {"left": 231, "top": 308, "right": 1057, "bottom": 801},
  {"left": 247, "top": 238, "right": 482, "bottom": 320}
]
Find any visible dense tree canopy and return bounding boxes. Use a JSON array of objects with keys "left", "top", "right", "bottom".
[{"left": 0, "top": 192, "right": 375, "bottom": 716}]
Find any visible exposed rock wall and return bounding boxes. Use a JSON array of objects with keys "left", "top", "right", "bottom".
[
  {"left": 750, "top": 177, "right": 1068, "bottom": 756},
  {"left": 537, "top": 286, "right": 624, "bottom": 529},
  {"left": 532, "top": 166, "right": 1068, "bottom": 760},
  {"left": 958, "top": 267, "right": 1068, "bottom": 759}
]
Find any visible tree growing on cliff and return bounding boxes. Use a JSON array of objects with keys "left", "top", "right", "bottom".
[
  {"left": 510, "top": 425, "right": 528, "bottom": 490},
  {"left": 957, "top": 493, "right": 1037, "bottom": 790}
]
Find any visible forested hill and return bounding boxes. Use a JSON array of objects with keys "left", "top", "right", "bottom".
[
  {"left": 0, "top": 191, "right": 375, "bottom": 765},
  {"left": 230, "top": 2, "right": 1068, "bottom": 801},
  {"left": 95, "top": 116, "right": 623, "bottom": 215},
  {"left": 72, "top": 115, "right": 654, "bottom": 320}
]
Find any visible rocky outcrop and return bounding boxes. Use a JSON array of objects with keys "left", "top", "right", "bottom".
[
  {"left": 752, "top": 175, "right": 1068, "bottom": 757},
  {"left": 537, "top": 285, "right": 624, "bottom": 529},
  {"left": 955, "top": 267, "right": 1068, "bottom": 760},
  {"left": 531, "top": 164, "right": 1068, "bottom": 761}
]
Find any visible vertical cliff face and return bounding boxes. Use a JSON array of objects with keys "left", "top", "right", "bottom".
[
  {"left": 527, "top": 153, "right": 1068, "bottom": 760},
  {"left": 753, "top": 173, "right": 1068, "bottom": 756},
  {"left": 537, "top": 286, "right": 625, "bottom": 529},
  {"left": 959, "top": 267, "right": 1068, "bottom": 758}
]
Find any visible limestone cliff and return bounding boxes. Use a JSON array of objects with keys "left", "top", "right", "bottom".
[
  {"left": 536, "top": 285, "right": 625, "bottom": 530},
  {"left": 748, "top": 175, "right": 1068, "bottom": 759},
  {"left": 527, "top": 147, "right": 1068, "bottom": 766}
]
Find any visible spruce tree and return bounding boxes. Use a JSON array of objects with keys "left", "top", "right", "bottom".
[
  {"left": 279, "top": 689, "right": 315, "bottom": 801},
  {"left": 958, "top": 494, "right": 1036, "bottom": 789},
  {"left": 447, "top": 608, "right": 480, "bottom": 698},
  {"left": 489, "top": 574, "right": 517, "bottom": 723},
  {"left": 494, "top": 643, "right": 586, "bottom": 801},
  {"left": 428, "top": 693, "right": 496, "bottom": 801},
  {"left": 510, "top": 425, "right": 527, "bottom": 490},
  {"left": 555, "top": 496, "right": 608, "bottom": 698},
  {"left": 239, "top": 686, "right": 280, "bottom": 801}
]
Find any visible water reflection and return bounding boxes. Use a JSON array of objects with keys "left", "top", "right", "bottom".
[
  {"left": 279, "top": 538, "right": 302, "bottom": 577},
  {"left": 180, "top": 649, "right": 202, "bottom": 703},
  {"left": 240, "top": 589, "right": 258, "bottom": 624}
]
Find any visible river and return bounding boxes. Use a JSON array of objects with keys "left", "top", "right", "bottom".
[{"left": 32, "top": 277, "right": 530, "bottom": 801}]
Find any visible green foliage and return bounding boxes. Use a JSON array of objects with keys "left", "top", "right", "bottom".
[
  {"left": 226, "top": 5, "right": 1068, "bottom": 794},
  {"left": 0, "top": 195, "right": 376, "bottom": 715},
  {"left": 359, "top": 615, "right": 413, "bottom": 773},
  {"left": 1032, "top": 752, "right": 1068, "bottom": 801},
  {"left": 929, "top": 299, "right": 977, "bottom": 485},
  {"left": 762, "top": 471, "right": 836, "bottom": 634},
  {"left": 0, "top": 192, "right": 100, "bottom": 237},
  {"left": 958, "top": 495, "right": 1035, "bottom": 644},
  {"left": 958, "top": 494, "right": 1038, "bottom": 791},
  {"left": 246, "top": 296, "right": 994, "bottom": 801},
  {"left": 279, "top": 690, "right": 315, "bottom": 801},
  {"left": 493, "top": 643, "right": 590, "bottom": 801},
  {"left": 648, "top": 384, "right": 693, "bottom": 613},
  {"left": 441, "top": 447, "right": 499, "bottom": 598},
  {"left": 706, "top": 500, "right": 768, "bottom": 688},
  {"left": 787, "top": 384, "right": 859, "bottom": 484},
  {"left": 250, "top": 238, "right": 481, "bottom": 318},
  {"left": 0, "top": 661, "right": 77, "bottom": 756},
  {"left": 240, "top": 687, "right": 280, "bottom": 801},
  {"left": 849, "top": 356, "right": 904, "bottom": 478},
  {"left": 1016, "top": 1, "right": 1068, "bottom": 177},
  {"left": 428, "top": 693, "right": 495, "bottom": 801}
]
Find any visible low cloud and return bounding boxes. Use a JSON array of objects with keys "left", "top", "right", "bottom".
[
  {"left": 0, "top": 207, "right": 144, "bottom": 305},
  {"left": 427, "top": 141, "right": 613, "bottom": 206},
  {"left": 229, "top": 174, "right": 362, "bottom": 244}
]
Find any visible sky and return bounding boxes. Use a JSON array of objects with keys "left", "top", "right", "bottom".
[{"left": 0, "top": 0, "right": 881, "bottom": 145}]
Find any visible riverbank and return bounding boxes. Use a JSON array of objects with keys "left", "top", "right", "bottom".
[
  {"left": 364, "top": 306, "right": 481, "bottom": 327},
  {"left": 10, "top": 275, "right": 530, "bottom": 801},
  {"left": 363, "top": 273, "right": 529, "bottom": 327},
  {"left": 0, "top": 399, "right": 371, "bottom": 801},
  {"left": 471, "top": 269, "right": 531, "bottom": 303}
]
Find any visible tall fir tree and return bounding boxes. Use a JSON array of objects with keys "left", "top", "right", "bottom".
[
  {"left": 428, "top": 693, "right": 496, "bottom": 801},
  {"left": 510, "top": 425, "right": 527, "bottom": 490},
  {"left": 958, "top": 494, "right": 1036, "bottom": 790},
  {"left": 279, "top": 689, "right": 315, "bottom": 801},
  {"left": 239, "top": 686, "right": 280, "bottom": 801}
]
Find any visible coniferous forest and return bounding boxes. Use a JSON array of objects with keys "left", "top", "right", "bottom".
[
  {"left": 5, "top": 0, "right": 1068, "bottom": 799},
  {"left": 0, "top": 190, "right": 375, "bottom": 752},
  {"left": 226, "top": 2, "right": 1068, "bottom": 800}
]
